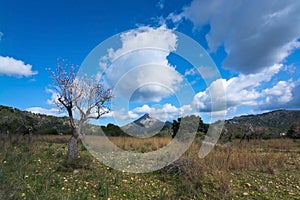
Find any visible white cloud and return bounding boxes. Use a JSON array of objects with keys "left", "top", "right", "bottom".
[
  {"left": 109, "top": 103, "right": 193, "bottom": 122},
  {"left": 101, "top": 25, "right": 177, "bottom": 65},
  {"left": 263, "top": 80, "right": 296, "bottom": 105},
  {"left": 25, "top": 89, "right": 62, "bottom": 117},
  {"left": 45, "top": 89, "right": 60, "bottom": 106},
  {"left": 172, "top": 0, "right": 300, "bottom": 74},
  {"left": 192, "top": 64, "right": 293, "bottom": 112},
  {"left": 184, "top": 68, "right": 197, "bottom": 76},
  {"left": 156, "top": 0, "right": 164, "bottom": 9},
  {"left": 287, "top": 84, "right": 300, "bottom": 108},
  {"left": 185, "top": 66, "right": 220, "bottom": 79},
  {"left": 0, "top": 56, "right": 38, "bottom": 77},
  {"left": 193, "top": 78, "right": 228, "bottom": 112},
  {"left": 130, "top": 103, "right": 193, "bottom": 121},
  {"left": 198, "top": 66, "right": 219, "bottom": 79},
  {"left": 26, "top": 107, "right": 60, "bottom": 116},
  {"left": 101, "top": 26, "right": 183, "bottom": 102}
]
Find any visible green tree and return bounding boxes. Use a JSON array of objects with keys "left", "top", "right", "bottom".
[
  {"left": 172, "top": 115, "right": 207, "bottom": 138},
  {"left": 287, "top": 120, "right": 300, "bottom": 139}
]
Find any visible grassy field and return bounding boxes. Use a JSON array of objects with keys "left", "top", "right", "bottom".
[{"left": 0, "top": 134, "right": 299, "bottom": 199}]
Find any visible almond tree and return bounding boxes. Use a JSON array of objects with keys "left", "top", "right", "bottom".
[{"left": 51, "top": 63, "right": 112, "bottom": 162}]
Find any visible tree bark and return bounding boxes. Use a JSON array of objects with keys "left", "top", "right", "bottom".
[
  {"left": 67, "top": 134, "right": 78, "bottom": 163},
  {"left": 66, "top": 106, "right": 80, "bottom": 162},
  {"left": 67, "top": 126, "right": 82, "bottom": 162},
  {"left": 28, "top": 131, "right": 32, "bottom": 145},
  {"left": 8, "top": 130, "right": 12, "bottom": 146}
]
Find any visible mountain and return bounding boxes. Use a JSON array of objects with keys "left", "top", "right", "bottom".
[
  {"left": 0, "top": 105, "right": 171, "bottom": 137},
  {"left": 226, "top": 110, "right": 300, "bottom": 131},
  {"left": 223, "top": 109, "right": 300, "bottom": 139},
  {"left": 133, "top": 113, "right": 160, "bottom": 128},
  {"left": 0, "top": 105, "right": 71, "bottom": 135},
  {"left": 122, "top": 113, "right": 170, "bottom": 137},
  {"left": 1, "top": 104, "right": 299, "bottom": 139}
]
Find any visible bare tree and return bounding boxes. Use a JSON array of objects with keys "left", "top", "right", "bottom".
[
  {"left": 17, "top": 113, "right": 42, "bottom": 145},
  {"left": 240, "top": 123, "right": 254, "bottom": 142},
  {"left": 51, "top": 62, "right": 112, "bottom": 162}
]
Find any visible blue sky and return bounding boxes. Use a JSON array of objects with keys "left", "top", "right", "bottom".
[{"left": 0, "top": 0, "right": 300, "bottom": 126}]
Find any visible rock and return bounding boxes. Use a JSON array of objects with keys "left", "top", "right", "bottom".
[
  {"left": 73, "top": 169, "right": 80, "bottom": 175},
  {"left": 245, "top": 183, "right": 251, "bottom": 187},
  {"left": 258, "top": 186, "right": 268, "bottom": 193}
]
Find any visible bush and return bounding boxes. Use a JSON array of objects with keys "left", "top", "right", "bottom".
[
  {"left": 37, "top": 128, "right": 58, "bottom": 135},
  {"left": 287, "top": 121, "right": 300, "bottom": 139}
]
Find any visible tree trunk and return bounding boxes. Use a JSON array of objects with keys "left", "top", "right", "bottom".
[
  {"left": 8, "top": 130, "right": 12, "bottom": 146},
  {"left": 67, "top": 135, "right": 78, "bottom": 162},
  {"left": 67, "top": 126, "right": 81, "bottom": 163},
  {"left": 66, "top": 108, "right": 80, "bottom": 162},
  {"left": 28, "top": 131, "right": 32, "bottom": 145}
]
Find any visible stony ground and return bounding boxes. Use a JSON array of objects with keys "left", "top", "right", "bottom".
[{"left": 0, "top": 135, "right": 299, "bottom": 199}]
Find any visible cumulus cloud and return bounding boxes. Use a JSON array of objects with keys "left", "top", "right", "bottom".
[
  {"left": 26, "top": 89, "right": 61, "bottom": 117},
  {"left": 192, "top": 64, "right": 298, "bottom": 112},
  {"left": 101, "top": 109, "right": 138, "bottom": 121},
  {"left": 286, "top": 84, "right": 300, "bottom": 108},
  {"left": 45, "top": 89, "right": 60, "bottom": 106},
  {"left": 109, "top": 104, "right": 193, "bottom": 122},
  {"left": 193, "top": 78, "right": 228, "bottom": 112},
  {"left": 26, "top": 107, "right": 60, "bottom": 116},
  {"left": 263, "top": 80, "right": 295, "bottom": 103},
  {"left": 130, "top": 104, "right": 193, "bottom": 121},
  {"left": 261, "top": 79, "right": 298, "bottom": 109},
  {"left": 0, "top": 56, "right": 38, "bottom": 77},
  {"left": 171, "top": 0, "right": 300, "bottom": 74},
  {"left": 101, "top": 26, "right": 183, "bottom": 102}
]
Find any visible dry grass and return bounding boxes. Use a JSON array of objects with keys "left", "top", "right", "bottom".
[
  {"left": 79, "top": 136, "right": 300, "bottom": 198},
  {"left": 108, "top": 136, "right": 171, "bottom": 152},
  {"left": 165, "top": 139, "right": 300, "bottom": 198},
  {"left": 180, "top": 139, "right": 300, "bottom": 173},
  {"left": 4, "top": 135, "right": 298, "bottom": 173},
  {"left": 0, "top": 135, "right": 177, "bottom": 199},
  {"left": 80, "top": 135, "right": 172, "bottom": 153},
  {"left": 3, "top": 135, "right": 299, "bottom": 173},
  {"left": 1, "top": 134, "right": 299, "bottom": 199}
]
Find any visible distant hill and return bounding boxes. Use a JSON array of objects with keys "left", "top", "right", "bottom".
[
  {"left": 227, "top": 110, "right": 300, "bottom": 131},
  {"left": 0, "top": 106, "right": 171, "bottom": 137},
  {"left": 0, "top": 105, "right": 71, "bottom": 135},
  {"left": 1, "top": 105, "right": 299, "bottom": 139},
  {"left": 223, "top": 109, "right": 300, "bottom": 139},
  {"left": 0, "top": 105, "right": 171, "bottom": 137},
  {"left": 122, "top": 113, "right": 171, "bottom": 137}
]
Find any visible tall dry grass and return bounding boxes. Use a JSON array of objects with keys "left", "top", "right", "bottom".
[
  {"left": 80, "top": 135, "right": 172, "bottom": 153},
  {"left": 6, "top": 135, "right": 298, "bottom": 173},
  {"left": 1, "top": 134, "right": 299, "bottom": 198},
  {"left": 109, "top": 136, "right": 171, "bottom": 152},
  {"left": 3, "top": 134, "right": 298, "bottom": 173},
  {"left": 165, "top": 139, "right": 300, "bottom": 198},
  {"left": 1, "top": 135, "right": 300, "bottom": 174}
]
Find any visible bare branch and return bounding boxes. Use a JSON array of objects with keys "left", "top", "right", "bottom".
[{"left": 51, "top": 61, "right": 113, "bottom": 137}]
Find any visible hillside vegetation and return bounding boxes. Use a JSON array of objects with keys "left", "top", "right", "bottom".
[
  {"left": 228, "top": 110, "right": 300, "bottom": 131},
  {"left": 0, "top": 105, "right": 71, "bottom": 135},
  {"left": 221, "top": 110, "right": 300, "bottom": 141},
  {"left": 1, "top": 105, "right": 300, "bottom": 140}
]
